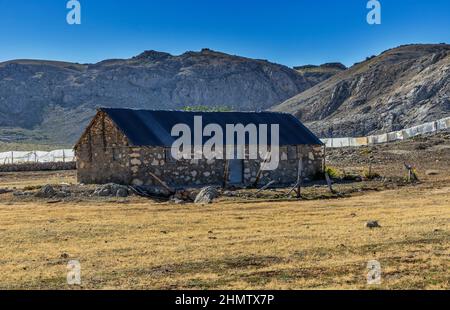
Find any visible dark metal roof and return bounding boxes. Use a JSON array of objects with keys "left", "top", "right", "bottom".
[{"left": 100, "top": 108, "right": 322, "bottom": 147}]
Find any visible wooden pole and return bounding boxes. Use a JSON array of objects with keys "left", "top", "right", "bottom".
[
  {"left": 253, "top": 152, "right": 270, "bottom": 188},
  {"left": 287, "top": 159, "right": 304, "bottom": 198},
  {"left": 255, "top": 180, "right": 276, "bottom": 194},
  {"left": 325, "top": 172, "right": 335, "bottom": 194},
  {"left": 147, "top": 171, "right": 175, "bottom": 194}
]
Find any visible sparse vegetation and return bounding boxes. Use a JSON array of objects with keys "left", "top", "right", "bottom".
[
  {"left": 182, "top": 105, "right": 234, "bottom": 112},
  {"left": 0, "top": 142, "right": 69, "bottom": 152},
  {"left": 0, "top": 173, "right": 448, "bottom": 289},
  {"left": 325, "top": 166, "right": 342, "bottom": 179},
  {"left": 0, "top": 131, "right": 448, "bottom": 290},
  {"left": 0, "top": 127, "right": 71, "bottom": 151},
  {"left": 363, "top": 169, "right": 381, "bottom": 180}
]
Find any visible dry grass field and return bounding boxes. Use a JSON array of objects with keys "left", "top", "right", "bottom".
[
  {"left": 0, "top": 134, "right": 449, "bottom": 290},
  {"left": 0, "top": 172, "right": 448, "bottom": 290}
]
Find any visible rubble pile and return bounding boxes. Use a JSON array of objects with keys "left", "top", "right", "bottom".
[
  {"left": 194, "top": 186, "right": 220, "bottom": 204},
  {"left": 93, "top": 183, "right": 130, "bottom": 197}
]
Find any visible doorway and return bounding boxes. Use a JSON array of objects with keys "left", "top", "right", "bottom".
[{"left": 228, "top": 159, "right": 243, "bottom": 184}]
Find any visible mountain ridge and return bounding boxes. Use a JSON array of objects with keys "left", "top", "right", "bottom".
[
  {"left": 2, "top": 44, "right": 449, "bottom": 145},
  {"left": 273, "top": 44, "right": 450, "bottom": 137},
  {"left": 0, "top": 49, "right": 339, "bottom": 144}
]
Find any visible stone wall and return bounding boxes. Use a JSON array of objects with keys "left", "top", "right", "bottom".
[
  {"left": 126, "top": 147, "right": 226, "bottom": 187},
  {"left": 0, "top": 161, "right": 76, "bottom": 173},
  {"left": 76, "top": 113, "right": 325, "bottom": 186},
  {"left": 75, "top": 111, "right": 133, "bottom": 184},
  {"left": 93, "top": 145, "right": 323, "bottom": 187},
  {"left": 248, "top": 145, "right": 325, "bottom": 185}
]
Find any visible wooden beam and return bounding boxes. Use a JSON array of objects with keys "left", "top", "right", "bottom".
[
  {"left": 255, "top": 180, "right": 276, "bottom": 194},
  {"left": 253, "top": 152, "right": 271, "bottom": 188},
  {"left": 148, "top": 171, "right": 175, "bottom": 194},
  {"left": 287, "top": 159, "right": 303, "bottom": 198}
]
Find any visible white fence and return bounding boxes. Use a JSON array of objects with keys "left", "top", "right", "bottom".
[
  {"left": 321, "top": 117, "right": 450, "bottom": 148},
  {"left": 0, "top": 149, "right": 74, "bottom": 165}
]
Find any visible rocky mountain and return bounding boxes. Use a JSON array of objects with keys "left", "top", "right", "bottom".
[
  {"left": 273, "top": 44, "right": 450, "bottom": 137},
  {"left": 0, "top": 49, "right": 330, "bottom": 145},
  {"left": 3, "top": 44, "right": 448, "bottom": 145},
  {"left": 293, "top": 63, "right": 347, "bottom": 85}
]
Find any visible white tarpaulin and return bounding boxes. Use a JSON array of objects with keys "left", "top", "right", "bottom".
[
  {"left": 387, "top": 131, "right": 404, "bottom": 142},
  {"left": 321, "top": 139, "right": 332, "bottom": 148},
  {"left": 322, "top": 116, "right": 449, "bottom": 148},
  {"left": 437, "top": 117, "right": 450, "bottom": 130},
  {"left": 332, "top": 138, "right": 350, "bottom": 148},
  {"left": 0, "top": 149, "right": 74, "bottom": 165}
]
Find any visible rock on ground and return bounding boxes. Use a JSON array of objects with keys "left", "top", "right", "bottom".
[
  {"left": 93, "top": 183, "right": 130, "bottom": 197},
  {"left": 0, "top": 188, "right": 13, "bottom": 195},
  {"left": 365, "top": 220, "right": 381, "bottom": 228},
  {"left": 194, "top": 186, "right": 220, "bottom": 204},
  {"left": 35, "top": 185, "right": 56, "bottom": 198},
  {"left": 34, "top": 185, "right": 72, "bottom": 199}
]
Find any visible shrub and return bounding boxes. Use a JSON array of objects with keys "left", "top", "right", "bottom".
[
  {"left": 325, "top": 166, "right": 342, "bottom": 179},
  {"left": 182, "top": 105, "right": 233, "bottom": 112},
  {"left": 363, "top": 169, "right": 381, "bottom": 180}
]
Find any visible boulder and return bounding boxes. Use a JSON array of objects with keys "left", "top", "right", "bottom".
[
  {"left": 116, "top": 188, "right": 129, "bottom": 197},
  {"left": 35, "top": 185, "right": 56, "bottom": 198},
  {"left": 194, "top": 186, "right": 220, "bottom": 204},
  {"left": 174, "top": 189, "right": 195, "bottom": 201},
  {"left": 365, "top": 220, "right": 381, "bottom": 228},
  {"left": 93, "top": 183, "right": 129, "bottom": 197}
]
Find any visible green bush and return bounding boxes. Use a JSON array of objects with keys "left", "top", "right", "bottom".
[
  {"left": 325, "top": 166, "right": 342, "bottom": 179},
  {"left": 182, "top": 105, "right": 233, "bottom": 112}
]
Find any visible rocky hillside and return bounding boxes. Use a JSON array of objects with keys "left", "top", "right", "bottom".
[
  {"left": 273, "top": 44, "right": 450, "bottom": 137},
  {"left": 0, "top": 49, "right": 327, "bottom": 144},
  {"left": 293, "top": 63, "right": 347, "bottom": 85}
]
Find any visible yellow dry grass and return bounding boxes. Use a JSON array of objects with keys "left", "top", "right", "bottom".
[
  {"left": 0, "top": 170, "right": 75, "bottom": 189},
  {"left": 0, "top": 175, "right": 448, "bottom": 290}
]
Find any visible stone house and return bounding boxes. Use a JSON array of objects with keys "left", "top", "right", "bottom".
[{"left": 74, "top": 108, "right": 325, "bottom": 187}]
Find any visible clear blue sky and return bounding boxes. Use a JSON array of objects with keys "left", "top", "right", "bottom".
[{"left": 0, "top": 0, "right": 449, "bottom": 67}]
